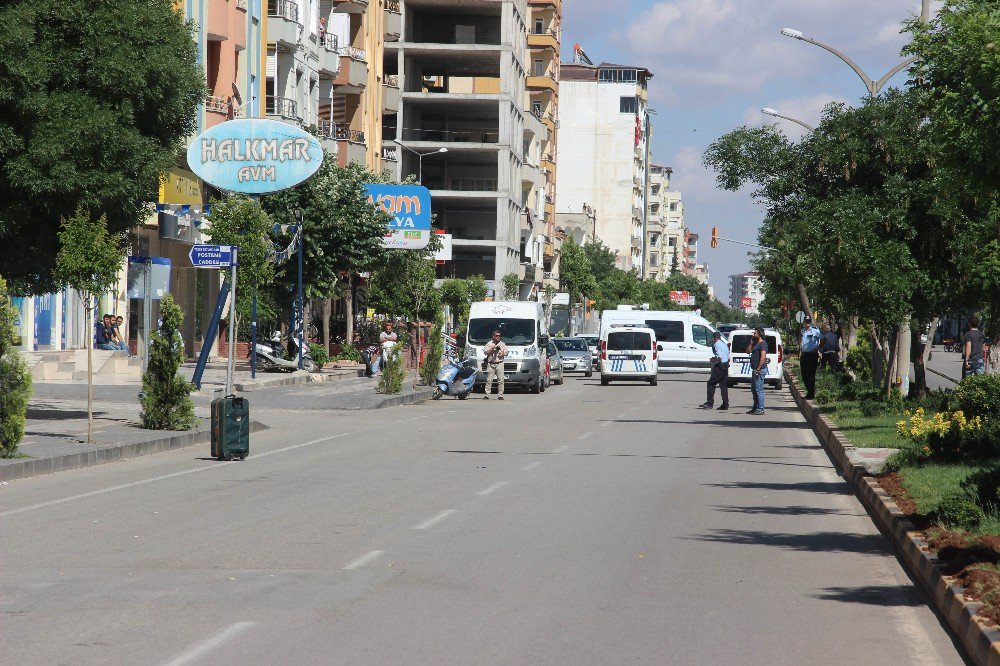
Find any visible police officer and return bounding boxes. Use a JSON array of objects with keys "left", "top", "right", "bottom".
[
  {"left": 700, "top": 330, "right": 730, "bottom": 410},
  {"left": 799, "top": 316, "right": 823, "bottom": 400}
]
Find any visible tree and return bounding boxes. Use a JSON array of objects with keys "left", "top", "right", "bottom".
[
  {"left": 558, "top": 237, "right": 598, "bottom": 306},
  {"left": 262, "top": 161, "right": 388, "bottom": 346},
  {"left": 140, "top": 293, "right": 196, "bottom": 430},
  {"left": 0, "top": 0, "right": 205, "bottom": 294},
  {"left": 596, "top": 269, "right": 642, "bottom": 312},
  {"left": 500, "top": 273, "right": 520, "bottom": 300},
  {"left": 421, "top": 306, "right": 446, "bottom": 387},
  {"left": 0, "top": 275, "right": 31, "bottom": 457},
  {"left": 440, "top": 279, "right": 469, "bottom": 333},
  {"left": 53, "top": 210, "right": 125, "bottom": 443},
  {"left": 582, "top": 239, "right": 617, "bottom": 285},
  {"left": 205, "top": 196, "right": 275, "bottom": 339},
  {"left": 466, "top": 274, "right": 489, "bottom": 303}
]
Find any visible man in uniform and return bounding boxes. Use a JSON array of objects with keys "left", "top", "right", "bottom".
[
  {"left": 799, "top": 316, "right": 823, "bottom": 400},
  {"left": 700, "top": 330, "right": 730, "bottom": 410},
  {"left": 483, "top": 330, "right": 508, "bottom": 400}
]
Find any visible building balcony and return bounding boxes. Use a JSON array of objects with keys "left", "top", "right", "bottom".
[
  {"left": 383, "top": 75, "right": 400, "bottom": 113},
  {"left": 528, "top": 29, "right": 559, "bottom": 52},
  {"left": 335, "top": 127, "right": 367, "bottom": 166},
  {"left": 522, "top": 161, "right": 543, "bottom": 189},
  {"left": 384, "top": 1, "right": 401, "bottom": 41},
  {"left": 334, "top": 47, "right": 368, "bottom": 92},
  {"left": 267, "top": 0, "right": 301, "bottom": 48},
  {"left": 265, "top": 96, "right": 301, "bottom": 123},
  {"left": 527, "top": 73, "right": 558, "bottom": 93},
  {"left": 331, "top": 0, "right": 368, "bottom": 13},
  {"left": 318, "top": 34, "right": 341, "bottom": 78},
  {"left": 529, "top": 0, "right": 561, "bottom": 9},
  {"left": 317, "top": 120, "right": 340, "bottom": 156}
]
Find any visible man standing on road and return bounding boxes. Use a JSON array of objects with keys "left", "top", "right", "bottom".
[
  {"left": 700, "top": 330, "right": 730, "bottom": 411},
  {"left": 964, "top": 316, "right": 986, "bottom": 377},
  {"left": 749, "top": 327, "right": 768, "bottom": 415},
  {"left": 799, "top": 316, "right": 823, "bottom": 400},
  {"left": 483, "top": 330, "right": 507, "bottom": 400}
]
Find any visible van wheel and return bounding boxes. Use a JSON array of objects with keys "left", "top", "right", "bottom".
[
  {"left": 727, "top": 380, "right": 737, "bottom": 388},
  {"left": 585, "top": 370, "right": 593, "bottom": 378},
  {"left": 649, "top": 376, "right": 658, "bottom": 386},
  {"left": 601, "top": 378, "right": 610, "bottom": 386},
  {"left": 773, "top": 380, "right": 783, "bottom": 391},
  {"left": 531, "top": 377, "right": 541, "bottom": 394}
]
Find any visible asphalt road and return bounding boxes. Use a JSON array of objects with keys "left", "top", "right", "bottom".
[{"left": 1, "top": 372, "right": 965, "bottom": 665}]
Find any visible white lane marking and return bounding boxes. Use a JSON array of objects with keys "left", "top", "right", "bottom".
[
  {"left": 600, "top": 421, "right": 612, "bottom": 427},
  {"left": 413, "top": 509, "right": 457, "bottom": 530},
  {"left": 343, "top": 550, "right": 386, "bottom": 570},
  {"left": 520, "top": 462, "right": 543, "bottom": 471},
  {"left": 577, "top": 432, "right": 593, "bottom": 440},
  {"left": 553, "top": 445, "right": 569, "bottom": 453},
  {"left": 163, "top": 621, "right": 255, "bottom": 666},
  {"left": 0, "top": 433, "right": 353, "bottom": 519},
  {"left": 477, "top": 481, "right": 509, "bottom": 496}
]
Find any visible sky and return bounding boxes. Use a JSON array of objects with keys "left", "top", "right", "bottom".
[{"left": 562, "top": 0, "right": 938, "bottom": 299}]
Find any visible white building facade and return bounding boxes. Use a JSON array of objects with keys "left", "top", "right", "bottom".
[
  {"left": 555, "top": 61, "right": 653, "bottom": 271},
  {"left": 729, "top": 271, "right": 764, "bottom": 314}
]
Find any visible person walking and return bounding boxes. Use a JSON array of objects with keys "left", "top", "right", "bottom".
[
  {"left": 964, "top": 316, "right": 987, "bottom": 377},
  {"left": 483, "top": 330, "right": 507, "bottom": 400},
  {"left": 748, "top": 327, "right": 768, "bottom": 415},
  {"left": 700, "top": 330, "right": 730, "bottom": 410},
  {"left": 799, "top": 316, "right": 823, "bottom": 400},
  {"left": 819, "top": 323, "right": 841, "bottom": 372}
]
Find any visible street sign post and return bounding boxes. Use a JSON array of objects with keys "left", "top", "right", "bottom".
[
  {"left": 669, "top": 290, "right": 696, "bottom": 306},
  {"left": 795, "top": 310, "right": 806, "bottom": 324},
  {"left": 188, "top": 244, "right": 235, "bottom": 269}
]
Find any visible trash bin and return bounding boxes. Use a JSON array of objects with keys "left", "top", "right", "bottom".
[{"left": 211, "top": 395, "right": 250, "bottom": 461}]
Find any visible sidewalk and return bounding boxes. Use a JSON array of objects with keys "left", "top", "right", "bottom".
[{"left": 2, "top": 369, "right": 434, "bottom": 482}]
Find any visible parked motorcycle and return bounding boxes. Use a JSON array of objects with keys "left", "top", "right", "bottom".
[
  {"left": 253, "top": 331, "right": 317, "bottom": 373},
  {"left": 433, "top": 354, "right": 478, "bottom": 400}
]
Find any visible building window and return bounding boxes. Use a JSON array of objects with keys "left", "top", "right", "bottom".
[
  {"left": 669, "top": 201, "right": 678, "bottom": 211},
  {"left": 533, "top": 59, "right": 545, "bottom": 77},
  {"left": 620, "top": 96, "right": 638, "bottom": 114},
  {"left": 599, "top": 68, "right": 640, "bottom": 83},
  {"left": 534, "top": 18, "right": 543, "bottom": 34},
  {"left": 668, "top": 237, "right": 676, "bottom": 247}
]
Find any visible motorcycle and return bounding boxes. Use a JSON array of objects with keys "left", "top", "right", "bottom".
[
  {"left": 253, "top": 331, "right": 317, "bottom": 373},
  {"left": 433, "top": 354, "right": 478, "bottom": 400}
]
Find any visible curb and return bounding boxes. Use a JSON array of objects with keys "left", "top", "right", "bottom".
[
  {"left": 1, "top": 421, "right": 269, "bottom": 483},
  {"left": 233, "top": 367, "right": 364, "bottom": 393},
  {"left": 342, "top": 388, "right": 436, "bottom": 411},
  {"left": 927, "top": 366, "right": 960, "bottom": 385},
  {"left": 785, "top": 368, "right": 1000, "bottom": 665}
]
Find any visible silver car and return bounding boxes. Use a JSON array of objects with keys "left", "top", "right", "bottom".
[
  {"left": 578, "top": 335, "right": 600, "bottom": 369},
  {"left": 545, "top": 341, "right": 564, "bottom": 387},
  {"left": 553, "top": 337, "right": 594, "bottom": 377}
]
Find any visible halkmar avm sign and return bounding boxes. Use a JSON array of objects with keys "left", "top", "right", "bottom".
[
  {"left": 186, "top": 119, "right": 323, "bottom": 195},
  {"left": 364, "top": 184, "right": 432, "bottom": 250}
]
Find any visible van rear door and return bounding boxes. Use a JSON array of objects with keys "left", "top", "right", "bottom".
[{"left": 606, "top": 330, "right": 654, "bottom": 374}]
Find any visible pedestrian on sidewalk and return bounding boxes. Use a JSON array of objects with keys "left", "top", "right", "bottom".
[
  {"left": 819, "top": 323, "right": 841, "bottom": 372},
  {"left": 362, "top": 343, "right": 379, "bottom": 378},
  {"left": 700, "top": 330, "right": 730, "bottom": 411},
  {"left": 483, "top": 330, "right": 507, "bottom": 400},
  {"left": 112, "top": 315, "right": 129, "bottom": 352},
  {"left": 748, "top": 327, "right": 768, "bottom": 415},
  {"left": 799, "top": 316, "right": 822, "bottom": 399},
  {"left": 964, "top": 316, "right": 986, "bottom": 377},
  {"left": 95, "top": 314, "right": 117, "bottom": 351}
]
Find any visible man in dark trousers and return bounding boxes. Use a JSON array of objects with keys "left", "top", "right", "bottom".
[
  {"left": 964, "top": 316, "right": 987, "bottom": 377},
  {"left": 699, "top": 330, "right": 730, "bottom": 410},
  {"left": 799, "top": 316, "right": 823, "bottom": 400}
]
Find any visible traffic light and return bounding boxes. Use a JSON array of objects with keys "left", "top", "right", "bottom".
[{"left": 710, "top": 226, "right": 719, "bottom": 249}]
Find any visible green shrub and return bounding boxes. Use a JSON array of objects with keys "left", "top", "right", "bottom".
[
  {"left": 935, "top": 492, "right": 985, "bottom": 531},
  {"left": 377, "top": 342, "right": 406, "bottom": 394},
  {"left": 845, "top": 340, "right": 872, "bottom": 384},
  {"left": 814, "top": 389, "right": 836, "bottom": 405},
  {"left": 140, "top": 294, "right": 196, "bottom": 431},
  {"left": 962, "top": 465, "right": 1000, "bottom": 516},
  {"left": 309, "top": 343, "right": 329, "bottom": 369},
  {"left": 333, "top": 344, "right": 362, "bottom": 362},
  {"left": 0, "top": 276, "right": 31, "bottom": 457},
  {"left": 951, "top": 374, "right": 1000, "bottom": 418},
  {"left": 421, "top": 309, "right": 445, "bottom": 387},
  {"left": 910, "top": 389, "right": 951, "bottom": 414}
]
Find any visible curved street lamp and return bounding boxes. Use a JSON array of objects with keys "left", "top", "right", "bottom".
[
  {"left": 391, "top": 140, "right": 448, "bottom": 183},
  {"left": 760, "top": 107, "right": 816, "bottom": 132}
]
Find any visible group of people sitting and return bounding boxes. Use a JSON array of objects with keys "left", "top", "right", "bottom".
[{"left": 94, "top": 313, "right": 128, "bottom": 352}]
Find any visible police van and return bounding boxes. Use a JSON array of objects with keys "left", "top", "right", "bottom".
[
  {"left": 726, "top": 328, "right": 784, "bottom": 390},
  {"left": 599, "top": 324, "right": 658, "bottom": 386}
]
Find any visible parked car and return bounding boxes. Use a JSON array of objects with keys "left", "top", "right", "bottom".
[
  {"left": 545, "top": 341, "right": 564, "bottom": 386},
  {"left": 553, "top": 337, "right": 594, "bottom": 377},
  {"left": 716, "top": 323, "right": 742, "bottom": 340},
  {"left": 579, "top": 334, "right": 600, "bottom": 368},
  {"left": 726, "top": 328, "right": 784, "bottom": 390}
]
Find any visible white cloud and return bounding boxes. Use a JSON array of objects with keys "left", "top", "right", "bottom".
[{"left": 620, "top": 0, "right": 935, "bottom": 108}]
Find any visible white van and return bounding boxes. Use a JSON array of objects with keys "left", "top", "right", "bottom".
[
  {"left": 465, "top": 301, "right": 548, "bottom": 394},
  {"left": 726, "top": 328, "right": 784, "bottom": 390},
  {"left": 599, "top": 310, "right": 720, "bottom": 372},
  {"left": 599, "top": 325, "right": 658, "bottom": 386}
]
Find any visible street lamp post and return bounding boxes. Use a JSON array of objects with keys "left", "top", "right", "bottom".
[
  {"left": 760, "top": 107, "right": 815, "bottom": 132},
  {"left": 391, "top": 140, "right": 448, "bottom": 183},
  {"left": 294, "top": 208, "right": 304, "bottom": 371}
]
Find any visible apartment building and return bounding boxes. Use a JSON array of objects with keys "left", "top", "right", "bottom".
[
  {"left": 661, "top": 189, "right": 685, "bottom": 275},
  {"left": 384, "top": 0, "right": 528, "bottom": 288},
  {"left": 730, "top": 271, "right": 764, "bottom": 314},
  {"left": 555, "top": 59, "right": 653, "bottom": 271},
  {"left": 643, "top": 163, "right": 672, "bottom": 281}
]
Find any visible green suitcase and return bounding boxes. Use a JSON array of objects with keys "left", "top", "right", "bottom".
[{"left": 211, "top": 396, "right": 250, "bottom": 461}]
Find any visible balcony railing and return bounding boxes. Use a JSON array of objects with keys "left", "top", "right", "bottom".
[
  {"left": 335, "top": 45, "right": 367, "bottom": 61},
  {"left": 336, "top": 126, "right": 365, "bottom": 143},
  {"left": 385, "top": 0, "right": 400, "bottom": 11},
  {"left": 236, "top": 0, "right": 248, "bottom": 10},
  {"left": 385, "top": 74, "right": 399, "bottom": 87},
  {"left": 268, "top": 0, "right": 299, "bottom": 22},
  {"left": 266, "top": 96, "right": 298, "bottom": 120},
  {"left": 449, "top": 178, "right": 497, "bottom": 191},
  {"left": 321, "top": 33, "right": 339, "bottom": 51},
  {"left": 205, "top": 95, "right": 228, "bottom": 114},
  {"left": 318, "top": 119, "right": 336, "bottom": 138}
]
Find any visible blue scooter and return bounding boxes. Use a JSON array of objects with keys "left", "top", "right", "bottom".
[{"left": 433, "top": 354, "right": 478, "bottom": 400}]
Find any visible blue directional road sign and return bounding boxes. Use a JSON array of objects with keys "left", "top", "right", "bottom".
[{"left": 189, "top": 244, "right": 235, "bottom": 268}]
